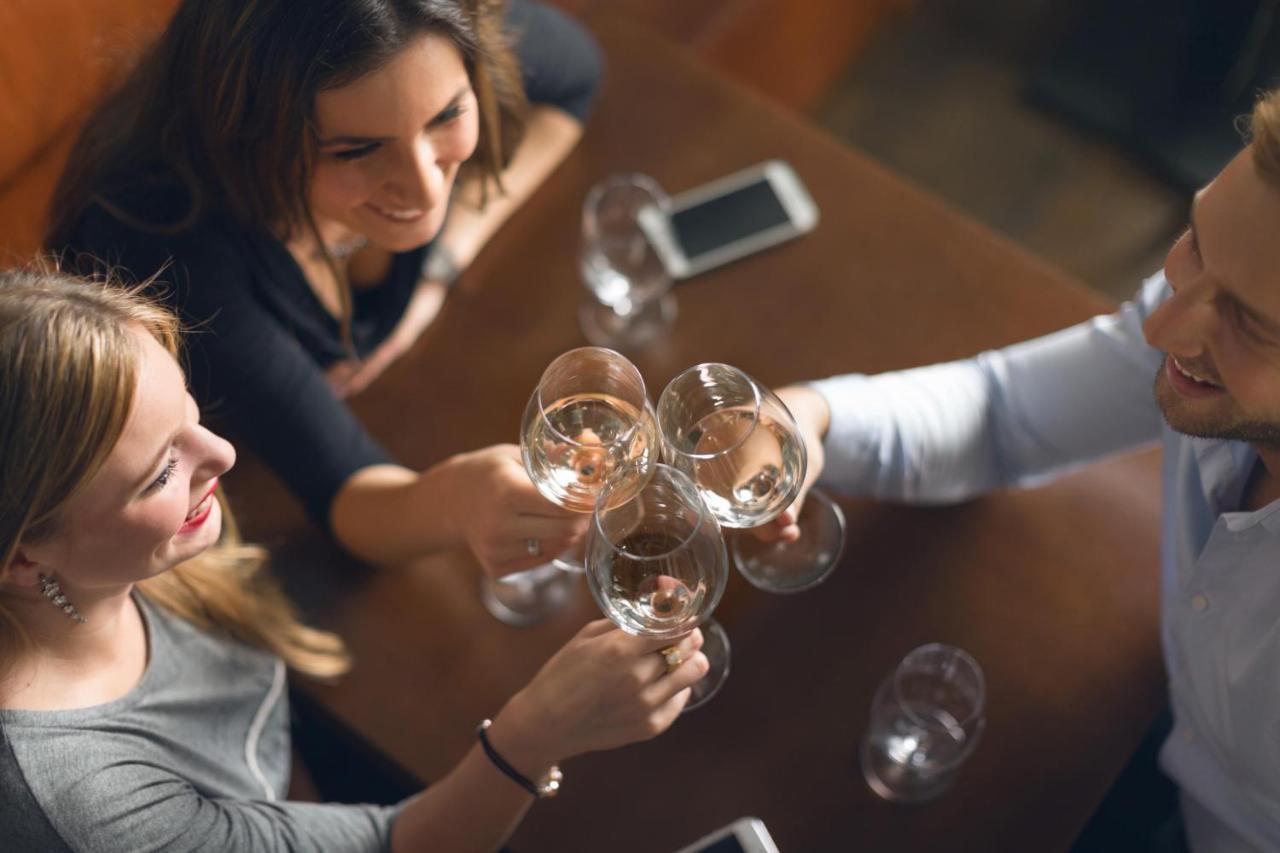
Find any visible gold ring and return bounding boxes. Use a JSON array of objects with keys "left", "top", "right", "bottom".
[{"left": 660, "top": 646, "right": 684, "bottom": 672}]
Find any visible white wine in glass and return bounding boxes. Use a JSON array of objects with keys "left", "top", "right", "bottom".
[
  {"left": 522, "top": 391, "right": 658, "bottom": 514},
  {"left": 483, "top": 347, "right": 658, "bottom": 628},
  {"left": 686, "top": 406, "right": 806, "bottom": 528},
  {"left": 659, "top": 363, "right": 806, "bottom": 530},
  {"left": 659, "top": 363, "right": 846, "bottom": 594},
  {"left": 586, "top": 464, "right": 730, "bottom": 710},
  {"left": 595, "top": 529, "right": 713, "bottom": 637}
]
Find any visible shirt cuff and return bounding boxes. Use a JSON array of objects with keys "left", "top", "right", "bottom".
[{"left": 807, "top": 373, "right": 880, "bottom": 494}]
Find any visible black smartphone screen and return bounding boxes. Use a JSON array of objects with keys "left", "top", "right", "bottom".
[
  {"left": 694, "top": 837, "right": 747, "bottom": 853},
  {"left": 670, "top": 178, "right": 791, "bottom": 260}
]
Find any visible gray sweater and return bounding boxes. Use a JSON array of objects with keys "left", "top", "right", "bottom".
[{"left": 0, "top": 595, "right": 400, "bottom": 852}]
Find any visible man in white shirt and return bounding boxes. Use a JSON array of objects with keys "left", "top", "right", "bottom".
[{"left": 772, "top": 90, "right": 1280, "bottom": 852}]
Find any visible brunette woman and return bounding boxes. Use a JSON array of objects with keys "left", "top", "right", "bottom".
[{"left": 48, "top": 0, "right": 602, "bottom": 577}]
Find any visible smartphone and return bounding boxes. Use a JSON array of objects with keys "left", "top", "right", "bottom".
[
  {"left": 637, "top": 160, "right": 819, "bottom": 279},
  {"left": 673, "top": 816, "right": 781, "bottom": 853}
]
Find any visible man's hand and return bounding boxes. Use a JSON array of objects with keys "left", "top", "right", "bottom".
[{"left": 753, "top": 385, "right": 831, "bottom": 543}]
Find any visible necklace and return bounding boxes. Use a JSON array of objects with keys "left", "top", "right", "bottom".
[{"left": 317, "top": 234, "right": 369, "bottom": 262}]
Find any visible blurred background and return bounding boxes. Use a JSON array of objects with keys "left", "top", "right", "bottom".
[
  {"left": 817, "top": 0, "right": 1280, "bottom": 302},
  {"left": 5, "top": 0, "right": 1279, "bottom": 302},
  {"left": 554, "top": 0, "right": 1280, "bottom": 303}
]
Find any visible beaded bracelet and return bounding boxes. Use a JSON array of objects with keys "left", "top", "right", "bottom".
[{"left": 476, "top": 719, "right": 563, "bottom": 798}]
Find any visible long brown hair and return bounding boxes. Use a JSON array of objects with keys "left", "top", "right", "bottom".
[
  {"left": 0, "top": 265, "right": 348, "bottom": 679},
  {"left": 45, "top": 0, "right": 527, "bottom": 342}
]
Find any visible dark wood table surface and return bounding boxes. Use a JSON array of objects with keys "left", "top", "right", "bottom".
[{"left": 229, "top": 16, "right": 1167, "bottom": 853}]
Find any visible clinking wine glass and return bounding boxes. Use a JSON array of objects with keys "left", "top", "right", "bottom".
[
  {"left": 480, "top": 347, "right": 659, "bottom": 626},
  {"left": 656, "top": 363, "right": 846, "bottom": 593},
  {"left": 585, "top": 463, "right": 731, "bottom": 711},
  {"left": 578, "top": 173, "right": 677, "bottom": 351}
]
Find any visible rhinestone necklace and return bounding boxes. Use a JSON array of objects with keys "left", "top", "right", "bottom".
[{"left": 316, "top": 234, "right": 369, "bottom": 262}]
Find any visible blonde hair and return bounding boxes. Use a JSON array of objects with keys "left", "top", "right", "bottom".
[
  {"left": 0, "top": 265, "right": 348, "bottom": 679},
  {"left": 1250, "top": 89, "right": 1280, "bottom": 189}
]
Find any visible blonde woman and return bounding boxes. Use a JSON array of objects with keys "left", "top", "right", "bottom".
[{"left": 0, "top": 268, "right": 707, "bottom": 852}]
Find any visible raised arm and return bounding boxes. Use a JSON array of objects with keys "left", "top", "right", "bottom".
[
  {"left": 389, "top": 621, "right": 706, "bottom": 852},
  {"left": 329, "top": 445, "right": 586, "bottom": 574},
  {"left": 333, "top": 1, "right": 602, "bottom": 399},
  {"left": 785, "top": 274, "right": 1170, "bottom": 507},
  {"left": 191, "top": 276, "right": 584, "bottom": 577},
  {"left": 76, "top": 217, "right": 579, "bottom": 577},
  {"left": 26, "top": 623, "right": 707, "bottom": 853},
  {"left": 427, "top": 0, "right": 601, "bottom": 274}
]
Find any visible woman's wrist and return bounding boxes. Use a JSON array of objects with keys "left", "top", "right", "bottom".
[
  {"left": 420, "top": 244, "right": 464, "bottom": 288},
  {"left": 476, "top": 719, "right": 563, "bottom": 798},
  {"left": 485, "top": 692, "right": 567, "bottom": 789},
  {"left": 417, "top": 453, "right": 468, "bottom": 548}
]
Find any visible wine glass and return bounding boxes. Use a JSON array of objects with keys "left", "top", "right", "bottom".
[
  {"left": 578, "top": 173, "right": 677, "bottom": 350},
  {"left": 656, "top": 363, "right": 846, "bottom": 592},
  {"left": 481, "top": 347, "right": 659, "bottom": 626},
  {"left": 860, "top": 644, "right": 986, "bottom": 803},
  {"left": 520, "top": 346, "right": 658, "bottom": 515},
  {"left": 585, "top": 463, "right": 731, "bottom": 711}
]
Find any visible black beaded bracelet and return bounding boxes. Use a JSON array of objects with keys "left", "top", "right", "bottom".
[{"left": 476, "top": 719, "right": 563, "bottom": 798}]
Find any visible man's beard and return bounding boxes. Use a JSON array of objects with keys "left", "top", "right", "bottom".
[{"left": 1153, "top": 368, "right": 1280, "bottom": 447}]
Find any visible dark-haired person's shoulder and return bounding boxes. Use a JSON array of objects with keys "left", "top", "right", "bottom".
[
  {"left": 60, "top": 182, "right": 252, "bottom": 306},
  {"left": 508, "top": 0, "right": 604, "bottom": 122}
]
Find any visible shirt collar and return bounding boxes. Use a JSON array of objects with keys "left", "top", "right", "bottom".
[{"left": 1191, "top": 438, "right": 1280, "bottom": 532}]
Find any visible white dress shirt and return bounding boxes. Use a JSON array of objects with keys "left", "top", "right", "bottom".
[{"left": 812, "top": 272, "right": 1280, "bottom": 852}]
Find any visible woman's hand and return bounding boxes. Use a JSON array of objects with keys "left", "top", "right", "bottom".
[
  {"left": 326, "top": 281, "right": 449, "bottom": 399},
  {"left": 488, "top": 621, "right": 709, "bottom": 775},
  {"left": 753, "top": 384, "right": 831, "bottom": 543},
  {"left": 439, "top": 444, "right": 588, "bottom": 578}
]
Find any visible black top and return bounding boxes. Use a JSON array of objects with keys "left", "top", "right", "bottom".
[{"left": 64, "top": 0, "right": 602, "bottom": 527}]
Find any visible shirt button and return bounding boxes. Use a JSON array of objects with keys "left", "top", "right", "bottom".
[
  {"left": 1191, "top": 594, "right": 1209, "bottom": 612},
  {"left": 1183, "top": 727, "right": 1195, "bottom": 743}
]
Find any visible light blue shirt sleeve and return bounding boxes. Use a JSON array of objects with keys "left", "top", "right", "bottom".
[{"left": 810, "top": 273, "right": 1170, "bottom": 501}]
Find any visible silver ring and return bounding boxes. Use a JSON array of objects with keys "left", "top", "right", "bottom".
[{"left": 525, "top": 538, "right": 542, "bottom": 557}]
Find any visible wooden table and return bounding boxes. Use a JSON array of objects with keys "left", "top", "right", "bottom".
[{"left": 230, "top": 16, "right": 1166, "bottom": 853}]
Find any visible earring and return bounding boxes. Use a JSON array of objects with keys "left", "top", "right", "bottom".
[{"left": 38, "top": 574, "right": 87, "bottom": 624}]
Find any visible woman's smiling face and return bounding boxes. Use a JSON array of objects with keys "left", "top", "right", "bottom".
[
  {"left": 308, "top": 32, "right": 480, "bottom": 251},
  {"left": 21, "top": 327, "right": 236, "bottom": 592}
]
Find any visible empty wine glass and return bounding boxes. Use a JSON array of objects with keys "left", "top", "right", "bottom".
[
  {"left": 860, "top": 644, "right": 986, "bottom": 803},
  {"left": 578, "top": 173, "right": 677, "bottom": 350},
  {"left": 481, "top": 347, "right": 659, "bottom": 626},
  {"left": 585, "top": 463, "right": 730, "bottom": 711},
  {"left": 657, "top": 363, "right": 846, "bottom": 593}
]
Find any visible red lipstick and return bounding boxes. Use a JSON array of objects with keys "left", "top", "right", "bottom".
[{"left": 178, "top": 479, "right": 219, "bottom": 535}]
